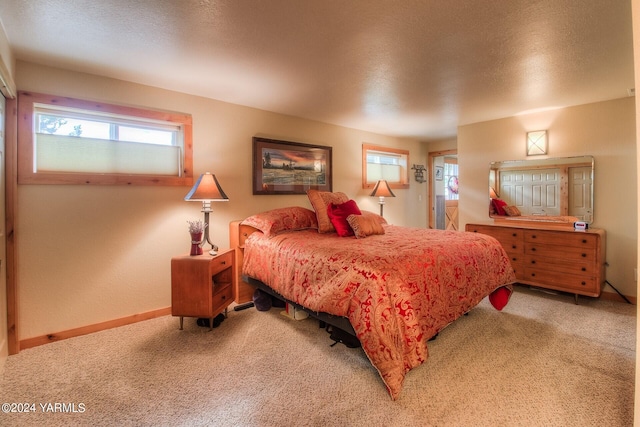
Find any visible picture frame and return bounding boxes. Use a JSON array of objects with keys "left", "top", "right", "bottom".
[
  {"left": 252, "top": 137, "right": 332, "bottom": 195},
  {"left": 435, "top": 166, "right": 444, "bottom": 181}
]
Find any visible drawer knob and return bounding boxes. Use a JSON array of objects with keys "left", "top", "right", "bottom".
[
  {"left": 581, "top": 267, "right": 586, "bottom": 271},
  {"left": 581, "top": 253, "right": 586, "bottom": 258},
  {"left": 531, "top": 260, "right": 536, "bottom": 264},
  {"left": 532, "top": 235, "right": 537, "bottom": 239},
  {"left": 531, "top": 273, "right": 536, "bottom": 277},
  {"left": 512, "top": 233, "right": 517, "bottom": 237},
  {"left": 582, "top": 239, "right": 587, "bottom": 244},
  {"left": 581, "top": 281, "right": 586, "bottom": 286},
  {"left": 512, "top": 245, "right": 516, "bottom": 249},
  {"left": 221, "top": 295, "right": 226, "bottom": 300},
  {"left": 531, "top": 247, "right": 536, "bottom": 252}
]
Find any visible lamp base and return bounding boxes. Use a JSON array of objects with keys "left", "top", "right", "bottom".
[{"left": 209, "top": 249, "right": 218, "bottom": 256}]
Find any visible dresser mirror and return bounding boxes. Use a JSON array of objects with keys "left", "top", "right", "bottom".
[{"left": 489, "top": 155, "right": 594, "bottom": 223}]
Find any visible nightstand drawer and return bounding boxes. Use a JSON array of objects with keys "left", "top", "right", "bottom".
[
  {"left": 210, "top": 251, "right": 233, "bottom": 276},
  {"left": 212, "top": 282, "right": 233, "bottom": 314}
]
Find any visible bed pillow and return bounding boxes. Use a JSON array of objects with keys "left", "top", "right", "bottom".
[
  {"left": 360, "top": 210, "right": 388, "bottom": 226},
  {"left": 489, "top": 286, "right": 512, "bottom": 311},
  {"left": 307, "top": 190, "right": 349, "bottom": 233},
  {"left": 241, "top": 206, "right": 318, "bottom": 237},
  {"left": 347, "top": 214, "right": 385, "bottom": 238},
  {"left": 503, "top": 205, "right": 521, "bottom": 217},
  {"left": 327, "top": 199, "right": 362, "bottom": 237},
  {"left": 492, "top": 198, "right": 508, "bottom": 216}
]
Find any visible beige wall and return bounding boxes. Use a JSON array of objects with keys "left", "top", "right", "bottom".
[
  {"left": 458, "top": 97, "right": 638, "bottom": 299},
  {"left": 14, "top": 61, "right": 427, "bottom": 340}
]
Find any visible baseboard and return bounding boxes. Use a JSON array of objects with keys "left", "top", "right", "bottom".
[
  {"left": 600, "top": 290, "right": 636, "bottom": 305},
  {"left": 19, "top": 307, "right": 172, "bottom": 351}
]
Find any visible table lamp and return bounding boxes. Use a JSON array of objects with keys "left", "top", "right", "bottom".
[
  {"left": 185, "top": 172, "right": 229, "bottom": 255},
  {"left": 370, "top": 179, "right": 395, "bottom": 217}
]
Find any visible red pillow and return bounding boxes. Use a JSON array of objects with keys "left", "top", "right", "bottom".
[
  {"left": 327, "top": 200, "right": 362, "bottom": 237},
  {"left": 489, "top": 286, "right": 512, "bottom": 311},
  {"left": 492, "top": 198, "right": 508, "bottom": 216}
]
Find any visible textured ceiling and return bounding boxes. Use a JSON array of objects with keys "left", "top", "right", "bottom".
[{"left": 0, "top": 0, "right": 634, "bottom": 140}]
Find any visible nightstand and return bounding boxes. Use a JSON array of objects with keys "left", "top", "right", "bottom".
[{"left": 171, "top": 248, "right": 235, "bottom": 330}]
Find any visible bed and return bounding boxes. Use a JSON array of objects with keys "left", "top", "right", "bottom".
[
  {"left": 231, "top": 191, "right": 516, "bottom": 400},
  {"left": 491, "top": 214, "right": 580, "bottom": 229},
  {"left": 490, "top": 198, "right": 580, "bottom": 228}
]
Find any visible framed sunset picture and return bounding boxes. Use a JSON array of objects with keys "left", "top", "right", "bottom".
[{"left": 252, "top": 137, "right": 332, "bottom": 195}]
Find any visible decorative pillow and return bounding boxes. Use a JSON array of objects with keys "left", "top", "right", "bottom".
[
  {"left": 492, "top": 198, "right": 508, "bottom": 216},
  {"left": 241, "top": 206, "right": 318, "bottom": 237},
  {"left": 503, "top": 205, "right": 521, "bottom": 217},
  {"left": 307, "top": 190, "right": 349, "bottom": 233},
  {"left": 347, "top": 214, "right": 385, "bottom": 238},
  {"left": 489, "top": 286, "right": 512, "bottom": 311},
  {"left": 360, "top": 210, "right": 388, "bottom": 226},
  {"left": 327, "top": 199, "right": 362, "bottom": 237}
]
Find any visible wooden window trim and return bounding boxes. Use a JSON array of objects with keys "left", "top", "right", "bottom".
[
  {"left": 362, "top": 143, "right": 410, "bottom": 189},
  {"left": 17, "top": 91, "right": 193, "bottom": 186}
]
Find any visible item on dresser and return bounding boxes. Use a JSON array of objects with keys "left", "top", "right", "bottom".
[
  {"left": 230, "top": 201, "right": 516, "bottom": 400},
  {"left": 466, "top": 223, "right": 605, "bottom": 302}
]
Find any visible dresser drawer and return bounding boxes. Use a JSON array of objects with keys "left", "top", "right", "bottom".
[
  {"left": 210, "top": 250, "right": 233, "bottom": 276},
  {"left": 524, "top": 254, "right": 596, "bottom": 276},
  {"left": 467, "top": 225, "right": 524, "bottom": 253},
  {"left": 524, "top": 230, "right": 598, "bottom": 248},
  {"left": 510, "top": 260, "right": 525, "bottom": 279},
  {"left": 522, "top": 267, "right": 598, "bottom": 294},
  {"left": 524, "top": 242, "right": 596, "bottom": 262}
]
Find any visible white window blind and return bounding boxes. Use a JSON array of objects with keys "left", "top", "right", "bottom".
[
  {"left": 366, "top": 151, "right": 402, "bottom": 182},
  {"left": 33, "top": 104, "right": 183, "bottom": 176},
  {"left": 35, "top": 133, "right": 181, "bottom": 175}
]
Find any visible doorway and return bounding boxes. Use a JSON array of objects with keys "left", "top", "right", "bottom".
[{"left": 428, "top": 150, "right": 458, "bottom": 230}]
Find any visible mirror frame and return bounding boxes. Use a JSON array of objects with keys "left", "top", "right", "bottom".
[{"left": 489, "top": 155, "right": 594, "bottom": 223}]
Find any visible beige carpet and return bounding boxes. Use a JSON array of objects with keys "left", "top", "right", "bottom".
[{"left": 0, "top": 286, "right": 635, "bottom": 427}]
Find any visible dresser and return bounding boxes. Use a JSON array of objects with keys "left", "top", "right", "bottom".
[{"left": 466, "top": 223, "right": 605, "bottom": 300}]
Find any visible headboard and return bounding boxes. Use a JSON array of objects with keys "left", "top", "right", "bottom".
[{"left": 229, "top": 220, "right": 262, "bottom": 304}]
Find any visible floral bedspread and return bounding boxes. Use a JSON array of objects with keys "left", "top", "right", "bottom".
[{"left": 242, "top": 225, "right": 516, "bottom": 399}]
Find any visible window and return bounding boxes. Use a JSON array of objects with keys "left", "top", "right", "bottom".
[
  {"left": 444, "top": 160, "right": 459, "bottom": 200},
  {"left": 362, "top": 144, "right": 409, "bottom": 189},
  {"left": 18, "top": 91, "right": 193, "bottom": 185}
]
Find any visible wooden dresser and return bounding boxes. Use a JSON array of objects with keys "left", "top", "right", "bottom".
[{"left": 466, "top": 223, "right": 606, "bottom": 300}]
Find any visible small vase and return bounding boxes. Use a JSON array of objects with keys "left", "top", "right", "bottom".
[{"left": 190, "top": 232, "right": 203, "bottom": 256}]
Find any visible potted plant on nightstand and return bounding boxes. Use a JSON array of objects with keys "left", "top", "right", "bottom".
[{"left": 187, "top": 219, "right": 206, "bottom": 256}]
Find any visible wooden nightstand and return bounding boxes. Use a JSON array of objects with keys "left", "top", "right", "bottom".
[{"left": 171, "top": 248, "right": 235, "bottom": 329}]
